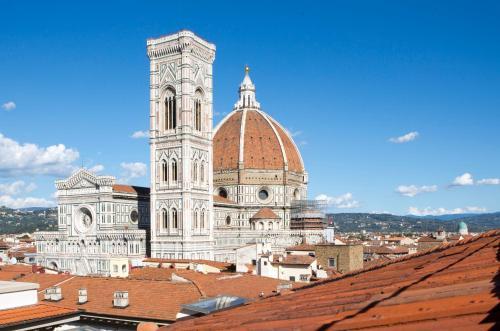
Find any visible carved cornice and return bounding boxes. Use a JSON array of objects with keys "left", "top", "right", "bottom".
[
  {"left": 55, "top": 168, "right": 115, "bottom": 190},
  {"left": 147, "top": 31, "right": 216, "bottom": 63}
]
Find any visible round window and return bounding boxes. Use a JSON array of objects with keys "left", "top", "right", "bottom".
[
  {"left": 130, "top": 210, "right": 139, "bottom": 223},
  {"left": 218, "top": 188, "right": 228, "bottom": 199},
  {"left": 258, "top": 189, "right": 269, "bottom": 201}
]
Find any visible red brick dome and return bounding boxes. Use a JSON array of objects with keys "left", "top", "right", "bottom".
[{"left": 213, "top": 109, "right": 304, "bottom": 173}]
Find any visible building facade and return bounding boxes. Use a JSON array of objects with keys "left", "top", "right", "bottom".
[
  {"left": 35, "top": 30, "right": 325, "bottom": 274},
  {"left": 147, "top": 30, "right": 216, "bottom": 260},
  {"left": 34, "top": 170, "right": 149, "bottom": 275}
]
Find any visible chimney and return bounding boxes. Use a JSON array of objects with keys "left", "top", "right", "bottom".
[
  {"left": 78, "top": 288, "right": 88, "bottom": 304},
  {"left": 113, "top": 291, "right": 129, "bottom": 308},
  {"left": 44, "top": 286, "right": 62, "bottom": 301}
]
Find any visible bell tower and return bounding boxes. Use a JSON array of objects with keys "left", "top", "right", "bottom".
[{"left": 147, "top": 31, "right": 216, "bottom": 259}]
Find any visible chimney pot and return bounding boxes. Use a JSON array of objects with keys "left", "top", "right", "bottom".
[
  {"left": 113, "top": 291, "right": 129, "bottom": 308},
  {"left": 44, "top": 286, "right": 62, "bottom": 301},
  {"left": 78, "top": 288, "right": 88, "bottom": 304}
]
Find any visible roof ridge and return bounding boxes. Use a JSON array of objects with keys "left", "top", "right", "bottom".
[{"left": 293, "top": 229, "right": 500, "bottom": 293}]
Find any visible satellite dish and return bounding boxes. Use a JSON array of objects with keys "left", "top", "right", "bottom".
[{"left": 10, "top": 257, "right": 18, "bottom": 265}]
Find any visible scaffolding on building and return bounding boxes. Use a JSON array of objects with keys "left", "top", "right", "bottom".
[{"left": 290, "top": 200, "right": 327, "bottom": 230}]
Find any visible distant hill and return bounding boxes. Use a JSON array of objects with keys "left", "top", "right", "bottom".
[
  {"left": 16, "top": 207, "right": 53, "bottom": 212},
  {"left": 410, "top": 213, "right": 482, "bottom": 221},
  {"left": 328, "top": 212, "right": 500, "bottom": 234},
  {"left": 0, "top": 206, "right": 57, "bottom": 234},
  {"left": 2, "top": 205, "right": 499, "bottom": 235}
]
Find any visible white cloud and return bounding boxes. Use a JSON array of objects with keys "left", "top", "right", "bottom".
[
  {"left": 0, "top": 133, "right": 79, "bottom": 177},
  {"left": 120, "top": 162, "right": 147, "bottom": 183},
  {"left": 0, "top": 181, "right": 37, "bottom": 195},
  {"left": 131, "top": 130, "right": 148, "bottom": 139},
  {"left": 477, "top": 178, "right": 500, "bottom": 185},
  {"left": 395, "top": 184, "right": 437, "bottom": 197},
  {"left": 0, "top": 195, "right": 55, "bottom": 209},
  {"left": 1, "top": 101, "right": 16, "bottom": 111},
  {"left": 389, "top": 131, "right": 419, "bottom": 144},
  {"left": 315, "top": 193, "right": 360, "bottom": 209},
  {"left": 408, "top": 206, "right": 486, "bottom": 216},
  {"left": 88, "top": 164, "right": 104, "bottom": 173},
  {"left": 451, "top": 172, "right": 474, "bottom": 186}
]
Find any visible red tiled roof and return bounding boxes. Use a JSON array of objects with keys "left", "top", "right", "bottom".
[
  {"left": 129, "top": 267, "right": 176, "bottom": 281},
  {"left": 418, "top": 236, "right": 444, "bottom": 243},
  {"left": 37, "top": 277, "right": 200, "bottom": 322},
  {"left": 286, "top": 244, "right": 315, "bottom": 251},
  {"left": 363, "top": 245, "right": 395, "bottom": 255},
  {"left": 0, "top": 264, "right": 34, "bottom": 281},
  {"left": 19, "top": 273, "right": 74, "bottom": 291},
  {"left": 112, "top": 184, "right": 150, "bottom": 195},
  {"left": 0, "top": 267, "right": 283, "bottom": 322},
  {"left": 391, "top": 246, "right": 410, "bottom": 254},
  {"left": 165, "top": 230, "right": 500, "bottom": 330},
  {"left": 174, "top": 270, "right": 290, "bottom": 300},
  {"left": 0, "top": 304, "right": 78, "bottom": 328},
  {"left": 250, "top": 208, "right": 280, "bottom": 220},
  {"left": 213, "top": 195, "right": 237, "bottom": 205},
  {"left": 142, "top": 258, "right": 231, "bottom": 271}
]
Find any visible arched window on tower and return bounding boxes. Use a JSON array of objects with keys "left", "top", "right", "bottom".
[
  {"left": 193, "top": 209, "right": 199, "bottom": 229},
  {"left": 161, "top": 208, "right": 168, "bottom": 229},
  {"left": 200, "top": 209, "right": 205, "bottom": 229},
  {"left": 192, "top": 160, "right": 198, "bottom": 183},
  {"left": 164, "top": 89, "right": 177, "bottom": 131},
  {"left": 161, "top": 160, "right": 168, "bottom": 184},
  {"left": 200, "top": 162, "right": 205, "bottom": 184},
  {"left": 172, "top": 208, "right": 178, "bottom": 229},
  {"left": 194, "top": 89, "right": 203, "bottom": 132},
  {"left": 172, "top": 159, "right": 178, "bottom": 182}
]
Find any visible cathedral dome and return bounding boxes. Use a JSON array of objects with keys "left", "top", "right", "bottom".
[
  {"left": 214, "top": 109, "right": 304, "bottom": 173},
  {"left": 213, "top": 68, "right": 304, "bottom": 174}
]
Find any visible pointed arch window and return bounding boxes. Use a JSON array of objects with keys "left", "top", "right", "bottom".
[
  {"left": 171, "top": 159, "right": 178, "bottom": 182},
  {"left": 162, "top": 208, "right": 168, "bottom": 229},
  {"left": 200, "top": 210, "right": 205, "bottom": 229},
  {"left": 192, "top": 160, "right": 198, "bottom": 183},
  {"left": 193, "top": 209, "right": 199, "bottom": 229},
  {"left": 161, "top": 160, "right": 168, "bottom": 184},
  {"left": 194, "top": 90, "right": 203, "bottom": 132},
  {"left": 164, "top": 89, "right": 177, "bottom": 131},
  {"left": 200, "top": 162, "right": 205, "bottom": 184},
  {"left": 172, "top": 208, "right": 178, "bottom": 229}
]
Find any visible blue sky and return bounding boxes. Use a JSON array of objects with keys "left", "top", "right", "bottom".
[{"left": 1, "top": 1, "right": 499, "bottom": 215}]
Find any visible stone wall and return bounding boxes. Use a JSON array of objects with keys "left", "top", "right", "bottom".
[{"left": 314, "top": 244, "right": 363, "bottom": 273}]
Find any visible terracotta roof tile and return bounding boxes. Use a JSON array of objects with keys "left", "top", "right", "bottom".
[
  {"left": 0, "top": 267, "right": 286, "bottom": 323},
  {"left": 250, "top": 207, "right": 280, "bottom": 220},
  {"left": 286, "top": 243, "right": 315, "bottom": 251},
  {"left": 0, "top": 304, "right": 78, "bottom": 327},
  {"left": 142, "top": 258, "right": 231, "bottom": 270},
  {"left": 174, "top": 270, "right": 289, "bottom": 300},
  {"left": 165, "top": 230, "right": 500, "bottom": 330},
  {"left": 213, "top": 110, "right": 243, "bottom": 171},
  {"left": 112, "top": 184, "right": 150, "bottom": 195},
  {"left": 213, "top": 195, "right": 237, "bottom": 205},
  {"left": 418, "top": 236, "right": 444, "bottom": 243},
  {"left": 37, "top": 276, "right": 200, "bottom": 322},
  {"left": 269, "top": 117, "right": 304, "bottom": 173},
  {"left": 213, "top": 110, "right": 304, "bottom": 173}
]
